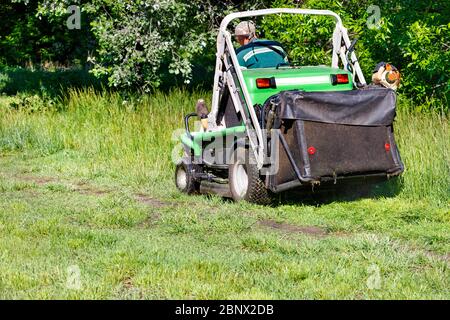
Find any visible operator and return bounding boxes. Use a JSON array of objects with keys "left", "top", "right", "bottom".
[{"left": 235, "top": 21, "right": 289, "bottom": 69}]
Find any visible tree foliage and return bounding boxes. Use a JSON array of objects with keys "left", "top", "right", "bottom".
[
  {"left": 25, "top": 0, "right": 267, "bottom": 91},
  {"left": 0, "top": 0, "right": 94, "bottom": 66}
]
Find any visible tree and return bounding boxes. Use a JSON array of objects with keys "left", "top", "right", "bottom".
[
  {"left": 0, "top": 0, "right": 94, "bottom": 67},
  {"left": 31, "top": 0, "right": 268, "bottom": 91}
]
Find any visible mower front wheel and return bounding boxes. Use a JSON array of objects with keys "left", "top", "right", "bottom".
[
  {"left": 175, "top": 161, "right": 199, "bottom": 194},
  {"left": 229, "top": 147, "right": 271, "bottom": 205}
]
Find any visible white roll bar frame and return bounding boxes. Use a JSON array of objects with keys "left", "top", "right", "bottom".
[{"left": 210, "top": 9, "right": 366, "bottom": 168}]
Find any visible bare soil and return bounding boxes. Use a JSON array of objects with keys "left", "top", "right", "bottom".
[{"left": 258, "top": 219, "right": 328, "bottom": 237}]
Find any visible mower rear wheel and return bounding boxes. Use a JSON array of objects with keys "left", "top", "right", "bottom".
[
  {"left": 175, "top": 161, "right": 199, "bottom": 194},
  {"left": 229, "top": 147, "right": 271, "bottom": 205}
]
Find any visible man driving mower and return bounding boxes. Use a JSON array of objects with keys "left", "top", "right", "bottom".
[{"left": 235, "top": 21, "right": 289, "bottom": 69}]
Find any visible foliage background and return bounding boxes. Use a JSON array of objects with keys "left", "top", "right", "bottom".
[{"left": 0, "top": 0, "right": 449, "bottom": 111}]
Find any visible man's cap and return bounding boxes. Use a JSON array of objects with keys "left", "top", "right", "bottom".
[{"left": 235, "top": 21, "right": 256, "bottom": 37}]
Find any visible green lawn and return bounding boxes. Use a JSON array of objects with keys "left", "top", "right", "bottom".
[{"left": 0, "top": 90, "right": 448, "bottom": 299}]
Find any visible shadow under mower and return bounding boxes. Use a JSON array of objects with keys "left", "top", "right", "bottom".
[{"left": 175, "top": 8, "right": 404, "bottom": 204}]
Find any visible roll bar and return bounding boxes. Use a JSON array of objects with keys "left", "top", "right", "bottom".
[{"left": 211, "top": 9, "right": 367, "bottom": 169}]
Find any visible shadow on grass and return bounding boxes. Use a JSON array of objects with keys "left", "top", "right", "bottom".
[
  {"left": 274, "top": 177, "right": 404, "bottom": 206},
  {"left": 0, "top": 65, "right": 104, "bottom": 98}
]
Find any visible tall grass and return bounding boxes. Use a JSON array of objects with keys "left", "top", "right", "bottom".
[
  {"left": 395, "top": 105, "right": 449, "bottom": 202},
  {"left": 0, "top": 89, "right": 448, "bottom": 203}
]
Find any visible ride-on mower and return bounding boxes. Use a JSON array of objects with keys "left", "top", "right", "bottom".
[{"left": 175, "top": 8, "right": 404, "bottom": 204}]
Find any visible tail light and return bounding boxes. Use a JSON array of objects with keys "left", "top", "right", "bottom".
[
  {"left": 256, "top": 77, "right": 277, "bottom": 89},
  {"left": 331, "top": 74, "right": 349, "bottom": 85},
  {"left": 307, "top": 146, "right": 316, "bottom": 155},
  {"left": 385, "top": 143, "right": 391, "bottom": 151}
]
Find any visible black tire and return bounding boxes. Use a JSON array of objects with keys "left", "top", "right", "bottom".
[
  {"left": 229, "top": 146, "right": 271, "bottom": 205},
  {"left": 175, "top": 161, "right": 199, "bottom": 194}
]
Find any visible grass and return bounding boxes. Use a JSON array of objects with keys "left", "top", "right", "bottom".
[{"left": 0, "top": 88, "right": 448, "bottom": 299}]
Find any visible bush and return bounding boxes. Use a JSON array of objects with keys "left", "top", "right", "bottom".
[
  {"left": 0, "top": 1, "right": 94, "bottom": 67},
  {"left": 0, "top": 72, "right": 10, "bottom": 92}
]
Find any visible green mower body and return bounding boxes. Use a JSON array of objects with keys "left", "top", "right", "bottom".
[
  {"left": 182, "top": 66, "right": 354, "bottom": 156},
  {"left": 242, "top": 66, "right": 353, "bottom": 105}
]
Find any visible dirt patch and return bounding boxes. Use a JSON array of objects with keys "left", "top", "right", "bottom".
[
  {"left": 14, "top": 174, "right": 58, "bottom": 185},
  {"left": 425, "top": 251, "right": 450, "bottom": 264},
  {"left": 404, "top": 243, "right": 450, "bottom": 265},
  {"left": 73, "top": 187, "right": 110, "bottom": 196},
  {"left": 138, "top": 212, "right": 161, "bottom": 228},
  {"left": 23, "top": 190, "right": 40, "bottom": 197},
  {"left": 134, "top": 193, "right": 171, "bottom": 208},
  {"left": 258, "top": 219, "right": 328, "bottom": 237},
  {"left": 70, "top": 181, "right": 111, "bottom": 195},
  {"left": 122, "top": 277, "right": 134, "bottom": 289},
  {"left": 14, "top": 175, "right": 112, "bottom": 196},
  {"left": 134, "top": 193, "right": 172, "bottom": 228}
]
